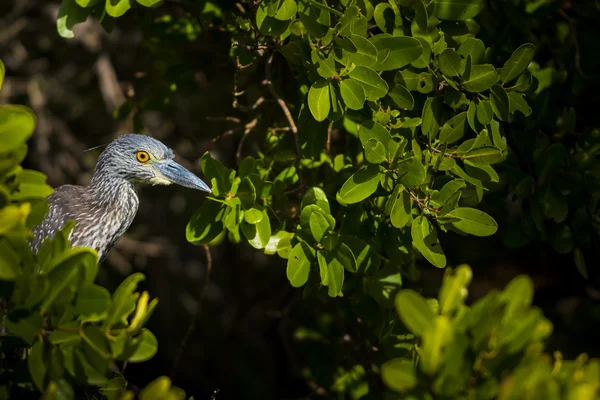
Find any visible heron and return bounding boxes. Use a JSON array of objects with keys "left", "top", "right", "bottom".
[{"left": 31, "top": 134, "right": 211, "bottom": 262}]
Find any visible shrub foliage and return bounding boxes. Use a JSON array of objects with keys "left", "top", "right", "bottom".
[{"left": 0, "top": 0, "right": 598, "bottom": 398}]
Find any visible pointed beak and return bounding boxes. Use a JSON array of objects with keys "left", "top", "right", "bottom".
[{"left": 156, "top": 160, "right": 211, "bottom": 193}]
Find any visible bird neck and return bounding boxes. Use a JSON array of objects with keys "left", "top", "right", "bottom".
[{"left": 89, "top": 173, "right": 138, "bottom": 208}]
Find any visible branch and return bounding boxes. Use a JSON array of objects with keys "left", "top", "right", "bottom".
[{"left": 263, "top": 51, "right": 304, "bottom": 185}]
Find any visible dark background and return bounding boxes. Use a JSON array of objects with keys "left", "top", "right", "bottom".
[{"left": 1, "top": 0, "right": 599, "bottom": 398}]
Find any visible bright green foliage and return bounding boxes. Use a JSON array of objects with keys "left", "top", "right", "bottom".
[
  {"left": 0, "top": 61, "right": 162, "bottom": 400},
  {"left": 8, "top": 0, "right": 599, "bottom": 398},
  {"left": 383, "top": 265, "right": 600, "bottom": 398}
]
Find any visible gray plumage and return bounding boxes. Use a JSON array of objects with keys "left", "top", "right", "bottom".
[{"left": 31, "top": 134, "right": 211, "bottom": 262}]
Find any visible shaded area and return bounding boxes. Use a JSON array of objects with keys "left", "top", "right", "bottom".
[{"left": 1, "top": 0, "right": 599, "bottom": 398}]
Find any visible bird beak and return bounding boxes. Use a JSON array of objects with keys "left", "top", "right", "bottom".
[{"left": 156, "top": 160, "right": 212, "bottom": 193}]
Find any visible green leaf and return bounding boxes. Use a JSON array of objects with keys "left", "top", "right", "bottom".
[
  {"left": 0, "top": 239, "right": 20, "bottom": 280},
  {"left": 373, "top": 3, "right": 398, "bottom": 34},
  {"left": 391, "top": 186, "right": 412, "bottom": 228},
  {"left": 136, "top": 0, "right": 161, "bottom": 6},
  {"left": 438, "top": 264, "right": 472, "bottom": 314},
  {"left": 123, "top": 329, "right": 158, "bottom": 363},
  {"left": 395, "top": 289, "right": 435, "bottom": 335},
  {"left": 338, "top": 165, "right": 382, "bottom": 204},
  {"left": 507, "top": 92, "right": 532, "bottom": 116},
  {"left": 6, "top": 310, "right": 43, "bottom": 345},
  {"left": 475, "top": 100, "right": 493, "bottom": 125},
  {"left": 308, "top": 79, "right": 331, "bottom": 122},
  {"left": 241, "top": 210, "right": 271, "bottom": 249},
  {"left": 359, "top": 120, "right": 393, "bottom": 149},
  {"left": 57, "top": 0, "right": 90, "bottom": 38},
  {"left": 458, "top": 38, "right": 484, "bottom": 65},
  {"left": 0, "top": 105, "right": 36, "bottom": 153},
  {"left": 388, "top": 84, "right": 414, "bottom": 110},
  {"left": 433, "top": 0, "right": 483, "bottom": 21},
  {"left": 381, "top": 359, "right": 417, "bottom": 393},
  {"left": 237, "top": 177, "right": 256, "bottom": 209},
  {"left": 420, "top": 316, "right": 453, "bottom": 375},
  {"left": 462, "top": 64, "right": 498, "bottom": 92},
  {"left": 439, "top": 111, "right": 467, "bottom": 144},
  {"left": 243, "top": 207, "right": 264, "bottom": 224},
  {"left": 257, "top": 0, "right": 293, "bottom": 36},
  {"left": 370, "top": 35, "right": 423, "bottom": 71},
  {"left": 414, "top": 0, "right": 428, "bottom": 31},
  {"left": 433, "top": 179, "right": 466, "bottom": 206},
  {"left": 28, "top": 340, "right": 47, "bottom": 391},
  {"left": 345, "top": 34, "right": 378, "bottom": 67},
  {"left": 490, "top": 84, "right": 509, "bottom": 121},
  {"left": 274, "top": 0, "right": 297, "bottom": 20},
  {"left": 411, "top": 38, "right": 432, "bottom": 69},
  {"left": 439, "top": 49, "right": 463, "bottom": 77},
  {"left": 411, "top": 215, "right": 446, "bottom": 268},
  {"left": 200, "top": 152, "right": 233, "bottom": 196},
  {"left": 462, "top": 146, "right": 503, "bottom": 165},
  {"left": 446, "top": 207, "right": 497, "bottom": 236},
  {"left": 421, "top": 97, "right": 444, "bottom": 140},
  {"left": 74, "top": 283, "right": 111, "bottom": 322},
  {"left": 265, "top": 230, "right": 294, "bottom": 256},
  {"left": 348, "top": 66, "right": 389, "bottom": 101},
  {"left": 365, "top": 138, "right": 387, "bottom": 164},
  {"left": 104, "top": 273, "right": 145, "bottom": 328},
  {"left": 0, "top": 60, "right": 4, "bottom": 91},
  {"left": 287, "top": 242, "right": 313, "bottom": 287},
  {"left": 501, "top": 43, "right": 535, "bottom": 83},
  {"left": 105, "top": 0, "right": 132, "bottom": 18},
  {"left": 323, "top": 251, "right": 345, "bottom": 297},
  {"left": 315, "top": 52, "right": 336, "bottom": 78},
  {"left": 309, "top": 211, "right": 330, "bottom": 242},
  {"left": 186, "top": 200, "right": 227, "bottom": 244},
  {"left": 337, "top": 5, "right": 360, "bottom": 36},
  {"left": 302, "top": 187, "right": 330, "bottom": 213},
  {"left": 340, "top": 235, "right": 380, "bottom": 273},
  {"left": 366, "top": 264, "right": 402, "bottom": 307},
  {"left": 397, "top": 157, "right": 426, "bottom": 188},
  {"left": 339, "top": 79, "right": 366, "bottom": 110}
]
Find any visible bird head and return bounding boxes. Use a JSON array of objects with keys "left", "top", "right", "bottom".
[{"left": 93, "top": 134, "right": 211, "bottom": 193}]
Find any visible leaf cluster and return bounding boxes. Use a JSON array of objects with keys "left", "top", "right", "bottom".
[{"left": 382, "top": 265, "right": 600, "bottom": 399}]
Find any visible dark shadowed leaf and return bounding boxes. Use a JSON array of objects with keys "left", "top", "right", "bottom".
[
  {"left": 411, "top": 215, "right": 446, "bottom": 267},
  {"left": 439, "top": 49, "right": 463, "bottom": 76},
  {"left": 397, "top": 157, "right": 426, "bottom": 188},
  {"left": 462, "top": 65, "right": 498, "bottom": 92},
  {"left": 186, "top": 200, "right": 227, "bottom": 244},
  {"left": 370, "top": 35, "right": 423, "bottom": 71},
  {"left": 388, "top": 84, "right": 414, "bottom": 110},
  {"left": 433, "top": 0, "right": 483, "bottom": 21},
  {"left": 439, "top": 112, "right": 468, "bottom": 144},
  {"left": 501, "top": 43, "right": 535, "bottom": 83},
  {"left": 490, "top": 84, "right": 509, "bottom": 121}
]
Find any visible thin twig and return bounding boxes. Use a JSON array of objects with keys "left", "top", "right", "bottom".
[
  {"left": 170, "top": 245, "right": 213, "bottom": 379},
  {"left": 263, "top": 51, "right": 304, "bottom": 185},
  {"left": 326, "top": 121, "right": 334, "bottom": 154},
  {"left": 235, "top": 117, "right": 259, "bottom": 165}
]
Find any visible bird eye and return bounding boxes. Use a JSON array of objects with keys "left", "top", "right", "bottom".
[{"left": 136, "top": 151, "right": 150, "bottom": 163}]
